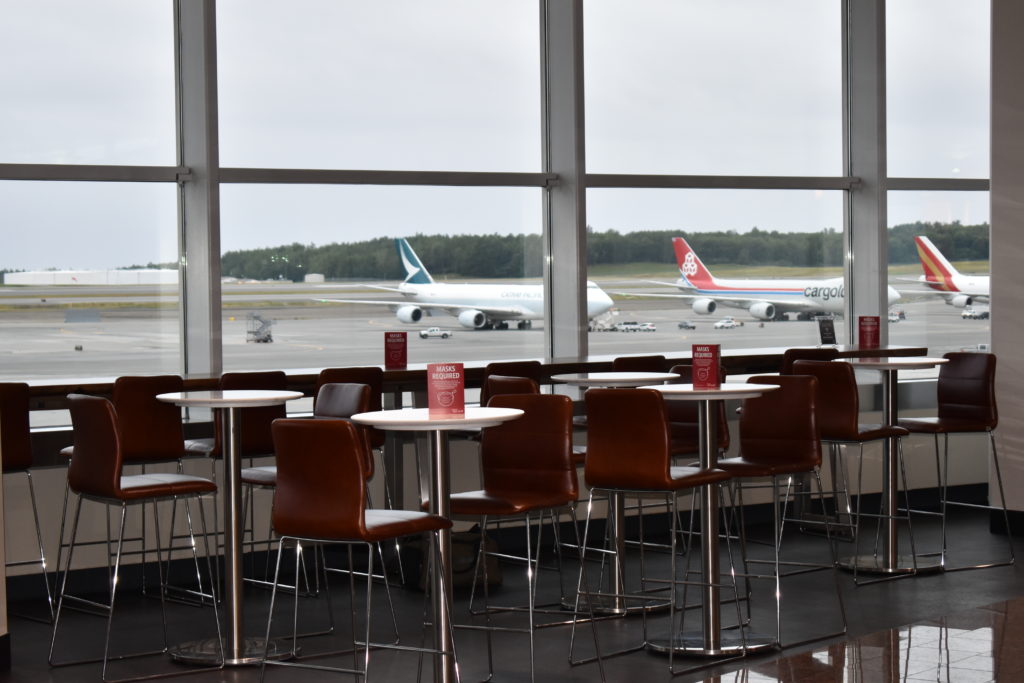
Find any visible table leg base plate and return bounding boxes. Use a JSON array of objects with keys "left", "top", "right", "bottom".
[
  {"left": 646, "top": 632, "right": 777, "bottom": 657},
  {"left": 838, "top": 553, "right": 944, "bottom": 575},
  {"left": 169, "top": 637, "right": 297, "bottom": 666}
]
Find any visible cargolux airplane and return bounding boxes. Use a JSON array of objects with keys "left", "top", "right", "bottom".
[
  {"left": 660, "top": 236, "right": 900, "bottom": 320},
  {"left": 912, "top": 235, "right": 990, "bottom": 308},
  {"left": 316, "top": 238, "right": 615, "bottom": 330}
]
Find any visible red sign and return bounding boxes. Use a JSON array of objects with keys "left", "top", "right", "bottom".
[
  {"left": 427, "top": 363, "right": 465, "bottom": 418},
  {"left": 384, "top": 331, "right": 407, "bottom": 370},
  {"left": 692, "top": 344, "right": 721, "bottom": 389},
  {"left": 858, "top": 316, "right": 880, "bottom": 349}
]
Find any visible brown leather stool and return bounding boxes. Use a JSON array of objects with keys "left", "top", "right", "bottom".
[
  {"left": 780, "top": 347, "right": 839, "bottom": 375},
  {"left": 898, "top": 352, "right": 1014, "bottom": 571},
  {"left": 0, "top": 382, "right": 53, "bottom": 621},
  {"left": 261, "top": 418, "right": 456, "bottom": 680},
  {"left": 49, "top": 394, "right": 221, "bottom": 682}
]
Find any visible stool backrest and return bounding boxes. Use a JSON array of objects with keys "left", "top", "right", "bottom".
[
  {"left": 791, "top": 360, "right": 861, "bottom": 441},
  {"left": 584, "top": 388, "right": 672, "bottom": 490},
  {"left": 67, "top": 394, "right": 123, "bottom": 499},
  {"left": 480, "top": 361, "right": 543, "bottom": 406},
  {"left": 739, "top": 375, "right": 820, "bottom": 470},
  {"left": 219, "top": 371, "right": 288, "bottom": 457},
  {"left": 780, "top": 347, "right": 839, "bottom": 375},
  {"left": 0, "top": 383, "right": 33, "bottom": 472},
  {"left": 483, "top": 375, "right": 539, "bottom": 400},
  {"left": 611, "top": 355, "right": 666, "bottom": 373},
  {"left": 271, "top": 418, "right": 367, "bottom": 540},
  {"left": 313, "top": 382, "right": 373, "bottom": 478},
  {"left": 316, "top": 367, "right": 384, "bottom": 447},
  {"left": 480, "top": 393, "right": 576, "bottom": 503},
  {"left": 937, "top": 352, "right": 997, "bottom": 428},
  {"left": 112, "top": 375, "right": 185, "bottom": 463}
]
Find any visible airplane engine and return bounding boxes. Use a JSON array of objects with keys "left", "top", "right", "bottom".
[
  {"left": 748, "top": 302, "right": 776, "bottom": 320},
  {"left": 691, "top": 298, "right": 717, "bottom": 315},
  {"left": 949, "top": 294, "right": 973, "bottom": 308},
  {"left": 396, "top": 305, "right": 423, "bottom": 323},
  {"left": 458, "top": 309, "right": 487, "bottom": 329}
]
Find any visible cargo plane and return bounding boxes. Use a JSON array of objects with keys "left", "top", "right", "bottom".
[
  {"left": 316, "top": 238, "right": 615, "bottom": 330},
  {"left": 911, "top": 235, "right": 990, "bottom": 308}
]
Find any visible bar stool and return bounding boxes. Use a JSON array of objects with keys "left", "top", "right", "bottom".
[
  {"left": 897, "top": 352, "right": 1014, "bottom": 571},
  {"left": 779, "top": 347, "right": 839, "bottom": 375},
  {"left": 791, "top": 359, "right": 911, "bottom": 543},
  {"left": 0, "top": 382, "right": 53, "bottom": 621},
  {"left": 717, "top": 375, "right": 847, "bottom": 649},
  {"left": 482, "top": 374, "right": 539, "bottom": 400},
  {"left": 479, "top": 360, "right": 544, "bottom": 408},
  {"left": 572, "top": 387, "right": 733, "bottom": 670},
  {"left": 261, "top": 418, "right": 456, "bottom": 680},
  {"left": 610, "top": 355, "right": 667, "bottom": 372},
  {"left": 446, "top": 393, "right": 602, "bottom": 683},
  {"left": 49, "top": 394, "right": 221, "bottom": 682}
]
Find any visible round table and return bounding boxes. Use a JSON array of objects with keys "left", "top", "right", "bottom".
[
  {"left": 157, "top": 389, "right": 303, "bottom": 666},
  {"left": 351, "top": 406, "right": 523, "bottom": 683},
  {"left": 642, "top": 382, "right": 780, "bottom": 656},
  {"left": 836, "top": 356, "right": 949, "bottom": 577}
]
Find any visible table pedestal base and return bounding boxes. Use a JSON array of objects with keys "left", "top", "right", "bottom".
[
  {"left": 646, "top": 632, "right": 776, "bottom": 657},
  {"left": 169, "top": 637, "right": 296, "bottom": 666},
  {"left": 839, "top": 553, "right": 943, "bottom": 575}
]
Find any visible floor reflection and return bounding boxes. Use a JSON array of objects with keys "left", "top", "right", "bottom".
[{"left": 708, "top": 598, "right": 1024, "bottom": 683}]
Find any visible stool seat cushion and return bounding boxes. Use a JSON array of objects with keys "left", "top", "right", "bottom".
[
  {"left": 716, "top": 456, "right": 814, "bottom": 478},
  {"left": 360, "top": 510, "right": 452, "bottom": 543},
  {"left": 899, "top": 416, "right": 994, "bottom": 434},
  {"left": 241, "top": 465, "right": 278, "bottom": 486},
  {"left": 447, "top": 489, "right": 576, "bottom": 516},
  {"left": 118, "top": 473, "right": 217, "bottom": 500}
]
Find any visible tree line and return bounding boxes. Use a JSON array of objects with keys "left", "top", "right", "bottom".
[{"left": 219, "top": 221, "right": 989, "bottom": 282}]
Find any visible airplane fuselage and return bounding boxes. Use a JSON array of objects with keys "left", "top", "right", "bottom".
[
  {"left": 397, "top": 281, "right": 614, "bottom": 320},
  {"left": 676, "top": 276, "right": 901, "bottom": 316}
]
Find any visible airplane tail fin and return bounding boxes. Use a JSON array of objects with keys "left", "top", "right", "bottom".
[
  {"left": 914, "top": 235, "right": 960, "bottom": 292},
  {"left": 672, "top": 237, "right": 717, "bottom": 288},
  {"left": 395, "top": 238, "right": 434, "bottom": 285}
]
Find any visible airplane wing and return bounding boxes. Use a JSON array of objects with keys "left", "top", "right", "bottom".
[{"left": 314, "top": 298, "right": 533, "bottom": 318}]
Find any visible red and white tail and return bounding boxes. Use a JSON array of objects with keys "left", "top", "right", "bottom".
[
  {"left": 672, "top": 237, "right": 717, "bottom": 288},
  {"left": 914, "top": 236, "right": 961, "bottom": 292}
]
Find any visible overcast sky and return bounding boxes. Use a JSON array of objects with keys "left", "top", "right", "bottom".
[{"left": 0, "top": 0, "right": 990, "bottom": 271}]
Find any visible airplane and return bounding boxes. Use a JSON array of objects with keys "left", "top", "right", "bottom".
[
  {"left": 315, "top": 238, "right": 615, "bottom": 330},
  {"left": 911, "top": 235, "right": 990, "bottom": 308},
  {"left": 637, "top": 236, "right": 901, "bottom": 321}
]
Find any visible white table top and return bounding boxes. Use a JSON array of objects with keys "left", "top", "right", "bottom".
[
  {"left": 157, "top": 389, "right": 304, "bottom": 408},
  {"left": 642, "top": 382, "right": 782, "bottom": 401},
  {"left": 551, "top": 371, "right": 679, "bottom": 388},
  {"left": 351, "top": 406, "right": 524, "bottom": 431},
  {"left": 838, "top": 356, "right": 949, "bottom": 371}
]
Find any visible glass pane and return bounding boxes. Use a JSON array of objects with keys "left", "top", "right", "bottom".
[
  {"left": 887, "top": 0, "right": 990, "bottom": 178},
  {"left": 217, "top": 0, "right": 541, "bottom": 171},
  {"left": 0, "top": 0, "right": 176, "bottom": 165},
  {"left": 587, "top": 189, "right": 846, "bottom": 353},
  {"left": 887, "top": 191, "right": 990, "bottom": 363},
  {"left": 0, "top": 181, "right": 181, "bottom": 382},
  {"left": 584, "top": 0, "right": 842, "bottom": 175},
  {"left": 219, "top": 184, "right": 544, "bottom": 371}
]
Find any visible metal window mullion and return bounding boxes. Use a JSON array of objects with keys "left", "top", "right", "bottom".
[
  {"left": 584, "top": 174, "right": 860, "bottom": 190},
  {"left": 219, "top": 167, "right": 555, "bottom": 187},
  {"left": 175, "top": 0, "right": 222, "bottom": 377},
  {"left": 0, "top": 164, "right": 189, "bottom": 183}
]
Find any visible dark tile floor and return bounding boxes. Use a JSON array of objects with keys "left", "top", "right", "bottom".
[{"left": 4, "top": 509, "right": 1022, "bottom": 682}]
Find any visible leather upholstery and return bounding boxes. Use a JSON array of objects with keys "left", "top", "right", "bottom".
[
  {"left": 316, "top": 367, "right": 385, "bottom": 448},
  {"left": 67, "top": 394, "right": 216, "bottom": 501},
  {"left": 479, "top": 361, "right": 543, "bottom": 407},
  {"left": 482, "top": 375, "right": 539, "bottom": 400},
  {"left": 719, "top": 375, "right": 822, "bottom": 477},
  {"left": 448, "top": 394, "right": 577, "bottom": 516},
  {"left": 792, "top": 360, "right": 909, "bottom": 442},
  {"left": 899, "top": 352, "right": 998, "bottom": 434},
  {"left": 0, "top": 383, "right": 33, "bottom": 472},
  {"left": 271, "top": 418, "right": 450, "bottom": 541},
  {"left": 111, "top": 375, "right": 186, "bottom": 463},
  {"left": 313, "top": 382, "right": 372, "bottom": 478},
  {"left": 611, "top": 355, "right": 667, "bottom": 373},
  {"left": 215, "top": 371, "right": 289, "bottom": 458},
  {"left": 780, "top": 347, "right": 839, "bottom": 375},
  {"left": 665, "top": 364, "right": 730, "bottom": 455},
  {"left": 584, "top": 388, "right": 730, "bottom": 491},
  {"left": 240, "top": 465, "right": 277, "bottom": 487}
]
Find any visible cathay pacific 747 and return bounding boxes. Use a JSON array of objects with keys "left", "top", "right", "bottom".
[
  {"left": 316, "top": 238, "right": 615, "bottom": 330},
  {"left": 912, "top": 235, "right": 989, "bottom": 308},
  {"left": 656, "top": 236, "right": 900, "bottom": 320}
]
